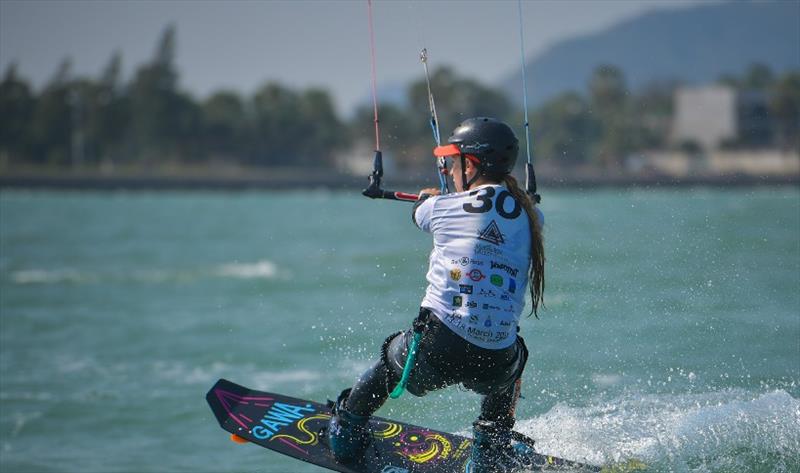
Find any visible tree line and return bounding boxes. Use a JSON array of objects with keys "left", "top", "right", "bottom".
[{"left": 1, "top": 25, "right": 798, "bottom": 172}]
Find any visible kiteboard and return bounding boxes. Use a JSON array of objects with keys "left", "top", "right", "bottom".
[{"left": 206, "top": 378, "right": 609, "bottom": 472}]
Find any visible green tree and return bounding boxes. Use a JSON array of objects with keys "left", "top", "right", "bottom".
[
  {"left": 172, "top": 92, "right": 203, "bottom": 162},
  {"left": 741, "top": 63, "right": 775, "bottom": 91},
  {"left": 202, "top": 90, "right": 247, "bottom": 161},
  {"left": 718, "top": 64, "right": 775, "bottom": 91},
  {"left": 588, "top": 65, "right": 641, "bottom": 168},
  {"left": 88, "top": 51, "right": 130, "bottom": 165},
  {"left": 30, "top": 58, "right": 74, "bottom": 165},
  {"left": 716, "top": 64, "right": 781, "bottom": 149},
  {"left": 0, "top": 64, "right": 35, "bottom": 163},
  {"left": 770, "top": 72, "right": 800, "bottom": 151},
  {"left": 632, "top": 80, "right": 678, "bottom": 150},
  {"left": 373, "top": 66, "right": 515, "bottom": 169},
  {"left": 531, "top": 92, "right": 596, "bottom": 165},
  {"left": 407, "top": 66, "right": 513, "bottom": 137},
  {"left": 249, "top": 83, "right": 347, "bottom": 166},
  {"left": 128, "top": 24, "right": 197, "bottom": 163},
  {"left": 250, "top": 82, "right": 303, "bottom": 166},
  {"left": 296, "top": 88, "right": 349, "bottom": 164},
  {"left": 351, "top": 102, "right": 417, "bottom": 168}
]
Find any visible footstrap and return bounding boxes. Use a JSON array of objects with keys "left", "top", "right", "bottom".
[{"left": 510, "top": 431, "right": 536, "bottom": 449}]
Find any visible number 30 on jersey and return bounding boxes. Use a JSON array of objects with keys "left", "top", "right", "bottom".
[{"left": 462, "top": 187, "right": 521, "bottom": 219}]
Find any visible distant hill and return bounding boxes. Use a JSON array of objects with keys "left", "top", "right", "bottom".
[{"left": 504, "top": 1, "right": 800, "bottom": 105}]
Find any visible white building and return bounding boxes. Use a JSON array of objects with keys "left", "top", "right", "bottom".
[
  {"left": 671, "top": 85, "right": 738, "bottom": 149},
  {"left": 633, "top": 85, "right": 798, "bottom": 177},
  {"left": 671, "top": 85, "right": 772, "bottom": 150}
]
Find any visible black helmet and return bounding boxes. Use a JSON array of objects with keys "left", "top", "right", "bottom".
[{"left": 434, "top": 117, "right": 519, "bottom": 178}]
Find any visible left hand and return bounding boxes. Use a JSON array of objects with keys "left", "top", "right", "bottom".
[{"left": 418, "top": 188, "right": 441, "bottom": 199}]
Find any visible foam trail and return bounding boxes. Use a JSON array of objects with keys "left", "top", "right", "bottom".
[{"left": 515, "top": 390, "right": 800, "bottom": 471}]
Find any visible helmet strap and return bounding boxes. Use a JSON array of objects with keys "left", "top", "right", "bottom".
[
  {"left": 460, "top": 155, "right": 469, "bottom": 191},
  {"left": 460, "top": 154, "right": 482, "bottom": 191}
]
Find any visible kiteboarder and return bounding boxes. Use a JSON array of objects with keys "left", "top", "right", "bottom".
[{"left": 328, "top": 117, "right": 545, "bottom": 472}]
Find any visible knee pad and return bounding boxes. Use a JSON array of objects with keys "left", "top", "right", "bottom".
[{"left": 381, "top": 331, "right": 406, "bottom": 380}]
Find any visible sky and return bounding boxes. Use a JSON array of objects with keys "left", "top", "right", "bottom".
[{"left": 0, "top": 0, "right": 708, "bottom": 116}]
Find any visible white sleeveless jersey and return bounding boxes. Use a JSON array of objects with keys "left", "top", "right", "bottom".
[{"left": 414, "top": 184, "right": 531, "bottom": 349}]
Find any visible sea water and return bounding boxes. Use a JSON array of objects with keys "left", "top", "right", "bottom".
[{"left": 0, "top": 188, "right": 798, "bottom": 473}]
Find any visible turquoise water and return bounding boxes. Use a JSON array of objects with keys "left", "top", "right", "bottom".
[{"left": 0, "top": 188, "right": 798, "bottom": 473}]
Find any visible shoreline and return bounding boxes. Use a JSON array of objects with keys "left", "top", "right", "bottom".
[{"left": 0, "top": 170, "right": 797, "bottom": 191}]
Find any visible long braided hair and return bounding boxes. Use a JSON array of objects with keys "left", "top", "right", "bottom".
[{"left": 502, "top": 174, "right": 545, "bottom": 317}]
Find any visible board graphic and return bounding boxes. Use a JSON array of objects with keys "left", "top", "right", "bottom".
[{"left": 206, "top": 379, "right": 605, "bottom": 472}]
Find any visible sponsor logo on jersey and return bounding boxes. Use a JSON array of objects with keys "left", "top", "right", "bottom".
[
  {"left": 500, "top": 293, "right": 510, "bottom": 301},
  {"left": 477, "top": 220, "right": 505, "bottom": 246},
  {"left": 467, "top": 269, "right": 485, "bottom": 282},
  {"left": 452, "top": 257, "right": 484, "bottom": 266},
  {"left": 474, "top": 243, "right": 502, "bottom": 257},
  {"left": 490, "top": 274, "right": 503, "bottom": 287},
  {"left": 483, "top": 303, "right": 501, "bottom": 311},
  {"left": 490, "top": 261, "right": 519, "bottom": 277},
  {"left": 479, "top": 288, "right": 497, "bottom": 297},
  {"left": 484, "top": 316, "right": 492, "bottom": 328},
  {"left": 468, "top": 314, "right": 479, "bottom": 324},
  {"left": 459, "top": 284, "right": 473, "bottom": 294},
  {"left": 500, "top": 320, "right": 511, "bottom": 327},
  {"left": 465, "top": 300, "right": 477, "bottom": 308},
  {"left": 453, "top": 295, "right": 463, "bottom": 307},
  {"left": 468, "top": 326, "right": 492, "bottom": 339},
  {"left": 450, "top": 268, "right": 462, "bottom": 281},
  {"left": 444, "top": 312, "right": 466, "bottom": 330},
  {"left": 508, "top": 278, "right": 516, "bottom": 293}
]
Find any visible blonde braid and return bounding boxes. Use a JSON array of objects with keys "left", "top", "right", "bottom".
[{"left": 503, "top": 175, "right": 545, "bottom": 317}]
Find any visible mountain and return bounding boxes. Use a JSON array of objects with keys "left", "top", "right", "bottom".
[{"left": 504, "top": 1, "right": 800, "bottom": 105}]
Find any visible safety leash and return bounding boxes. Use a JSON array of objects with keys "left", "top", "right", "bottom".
[
  {"left": 388, "top": 333, "right": 420, "bottom": 399},
  {"left": 389, "top": 312, "right": 428, "bottom": 399}
]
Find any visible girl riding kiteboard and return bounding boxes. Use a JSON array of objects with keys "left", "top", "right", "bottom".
[{"left": 328, "top": 117, "right": 545, "bottom": 473}]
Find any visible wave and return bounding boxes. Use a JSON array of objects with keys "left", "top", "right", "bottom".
[
  {"left": 6, "top": 260, "right": 282, "bottom": 285},
  {"left": 151, "top": 360, "right": 323, "bottom": 391},
  {"left": 249, "top": 369, "right": 324, "bottom": 390},
  {"left": 215, "top": 260, "right": 279, "bottom": 279},
  {"left": 516, "top": 389, "right": 800, "bottom": 472},
  {"left": 10, "top": 268, "right": 91, "bottom": 284}
]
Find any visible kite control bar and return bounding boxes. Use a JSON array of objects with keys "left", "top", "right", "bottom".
[{"left": 362, "top": 150, "right": 419, "bottom": 202}]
